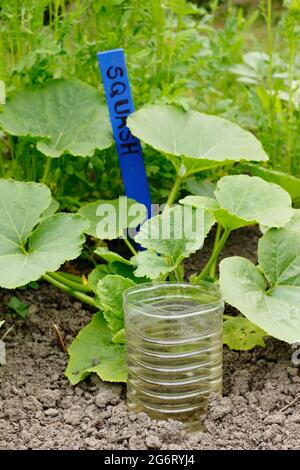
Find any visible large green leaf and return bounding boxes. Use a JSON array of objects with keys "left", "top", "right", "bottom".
[
  {"left": 180, "top": 175, "right": 293, "bottom": 232},
  {"left": 97, "top": 275, "right": 135, "bottom": 338},
  {"left": 0, "top": 79, "right": 112, "bottom": 158},
  {"left": 127, "top": 105, "right": 268, "bottom": 175},
  {"left": 220, "top": 214, "right": 300, "bottom": 343},
  {"left": 0, "top": 179, "right": 88, "bottom": 288},
  {"left": 223, "top": 316, "right": 267, "bottom": 350},
  {"left": 214, "top": 175, "right": 293, "bottom": 230},
  {"left": 78, "top": 197, "right": 147, "bottom": 239},
  {"left": 65, "top": 313, "right": 127, "bottom": 385},
  {"left": 238, "top": 163, "right": 300, "bottom": 207}
]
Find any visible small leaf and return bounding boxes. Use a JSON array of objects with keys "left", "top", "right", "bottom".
[
  {"left": 78, "top": 197, "right": 147, "bottom": 239},
  {"left": 135, "top": 205, "right": 204, "bottom": 262},
  {"left": 0, "top": 321, "right": 4, "bottom": 328},
  {"left": 108, "top": 262, "right": 147, "bottom": 283},
  {"left": 128, "top": 105, "right": 268, "bottom": 175},
  {"left": 131, "top": 250, "right": 173, "bottom": 279},
  {"left": 112, "top": 328, "right": 125, "bottom": 344},
  {"left": 7, "top": 296, "right": 28, "bottom": 318},
  {"left": 0, "top": 79, "right": 112, "bottom": 158},
  {"left": 223, "top": 316, "right": 266, "bottom": 350},
  {"left": 88, "top": 262, "right": 145, "bottom": 294},
  {"left": 88, "top": 265, "right": 111, "bottom": 293},
  {"left": 97, "top": 275, "right": 135, "bottom": 337},
  {"left": 94, "top": 247, "right": 131, "bottom": 265},
  {"left": 65, "top": 313, "right": 127, "bottom": 385}
]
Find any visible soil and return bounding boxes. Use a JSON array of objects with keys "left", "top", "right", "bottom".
[{"left": 0, "top": 226, "right": 300, "bottom": 450}]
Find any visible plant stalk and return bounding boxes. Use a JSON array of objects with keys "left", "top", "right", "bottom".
[
  {"left": 209, "top": 223, "right": 222, "bottom": 279},
  {"left": 42, "top": 273, "right": 96, "bottom": 307},
  {"left": 194, "top": 229, "right": 231, "bottom": 282},
  {"left": 175, "top": 263, "right": 184, "bottom": 282},
  {"left": 286, "top": 38, "right": 295, "bottom": 174},
  {"left": 41, "top": 158, "right": 52, "bottom": 185},
  {"left": 165, "top": 174, "right": 184, "bottom": 208},
  {"left": 124, "top": 237, "right": 137, "bottom": 256},
  {"left": 48, "top": 271, "right": 92, "bottom": 293},
  {"left": 266, "top": 0, "right": 275, "bottom": 129}
]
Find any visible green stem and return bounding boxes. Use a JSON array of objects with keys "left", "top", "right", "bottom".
[
  {"left": 54, "top": 0, "right": 61, "bottom": 41},
  {"left": 0, "top": 150, "right": 4, "bottom": 177},
  {"left": 209, "top": 224, "right": 222, "bottom": 279},
  {"left": 8, "top": 135, "right": 15, "bottom": 161},
  {"left": 168, "top": 271, "right": 177, "bottom": 282},
  {"left": 124, "top": 238, "right": 137, "bottom": 256},
  {"left": 165, "top": 175, "right": 184, "bottom": 208},
  {"left": 58, "top": 272, "right": 85, "bottom": 283},
  {"left": 266, "top": 0, "right": 275, "bottom": 130},
  {"left": 42, "top": 273, "right": 96, "bottom": 307},
  {"left": 49, "top": 271, "right": 92, "bottom": 293},
  {"left": 287, "top": 39, "right": 295, "bottom": 174},
  {"left": 194, "top": 229, "right": 231, "bottom": 282},
  {"left": 175, "top": 263, "right": 184, "bottom": 282},
  {"left": 42, "top": 158, "right": 52, "bottom": 185},
  {"left": 30, "top": 152, "right": 37, "bottom": 181}
]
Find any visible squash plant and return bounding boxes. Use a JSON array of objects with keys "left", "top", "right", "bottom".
[
  {"left": 0, "top": 105, "right": 299, "bottom": 386},
  {"left": 65, "top": 173, "right": 299, "bottom": 384}
]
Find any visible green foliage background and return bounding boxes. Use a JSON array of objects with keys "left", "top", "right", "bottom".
[{"left": 1, "top": 0, "right": 299, "bottom": 207}]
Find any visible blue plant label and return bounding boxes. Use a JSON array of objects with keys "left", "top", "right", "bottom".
[{"left": 97, "top": 48, "right": 152, "bottom": 218}]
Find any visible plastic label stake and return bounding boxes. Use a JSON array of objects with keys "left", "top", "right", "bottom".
[{"left": 97, "top": 49, "right": 152, "bottom": 218}]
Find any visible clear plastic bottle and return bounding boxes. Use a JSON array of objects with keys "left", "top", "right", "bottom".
[{"left": 123, "top": 282, "right": 224, "bottom": 431}]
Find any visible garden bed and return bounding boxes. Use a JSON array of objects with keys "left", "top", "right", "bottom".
[{"left": 0, "top": 227, "right": 299, "bottom": 450}]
